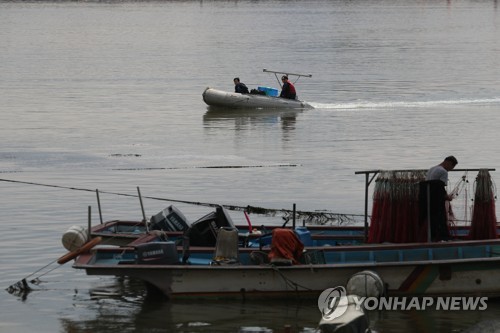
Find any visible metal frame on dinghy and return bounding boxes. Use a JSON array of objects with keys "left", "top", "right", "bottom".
[{"left": 263, "top": 68, "right": 312, "bottom": 88}]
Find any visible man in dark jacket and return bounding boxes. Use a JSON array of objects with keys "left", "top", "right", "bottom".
[
  {"left": 280, "top": 75, "right": 296, "bottom": 99},
  {"left": 233, "top": 77, "right": 249, "bottom": 94}
]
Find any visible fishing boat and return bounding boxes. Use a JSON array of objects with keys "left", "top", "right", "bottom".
[
  {"left": 202, "top": 69, "right": 313, "bottom": 109},
  {"left": 69, "top": 168, "right": 500, "bottom": 300},
  {"left": 73, "top": 234, "right": 500, "bottom": 300}
]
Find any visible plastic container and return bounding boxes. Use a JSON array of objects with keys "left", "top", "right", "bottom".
[
  {"left": 257, "top": 86, "right": 279, "bottom": 97},
  {"left": 294, "top": 226, "right": 313, "bottom": 246},
  {"left": 62, "top": 225, "right": 89, "bottom": 252}
]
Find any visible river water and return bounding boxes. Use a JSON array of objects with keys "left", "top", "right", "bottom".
[{"left": 1, "top": 0, "right": 500, "bottom": 332}]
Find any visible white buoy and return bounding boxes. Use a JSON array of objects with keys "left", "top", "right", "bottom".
[
  {"left": 61, "top": 225, "right": 89, "bottom": 252},
  {"left": 346, "top": 270, "right": 385, "bottom": 298}
]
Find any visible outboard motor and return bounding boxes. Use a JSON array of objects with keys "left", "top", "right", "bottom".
[
  {"left": 188, "top": 206, "right": 236, "bottom": 246},
  {"left": 135, "top": 241, "right": 179, "bottom": 265},
  {"left": 150, "top": 205, "right": 190, "bottom": 232},
  {"left": 346, "top": 270, "right": 385, "bottom": 298}
]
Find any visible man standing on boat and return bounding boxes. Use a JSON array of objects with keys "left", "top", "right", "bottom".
[
  {"left": 419, "top": 155, "right": 458, "bottom": 241},
  {"left": 233, "top": 77, "right": 249, "bottom": 94},
  {"left": 426, "top": 156, "right": 458, "bottom": 194},
  {"left": 280, "top": 75, "right": 296, "bottom": 99}
]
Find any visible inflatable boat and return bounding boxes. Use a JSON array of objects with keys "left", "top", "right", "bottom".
[
  {"left": 202, "top": 87, "right": 312, "bottom": 109},
  {"left": 203, "top": 69, "right": 313, "bottom": 109}
]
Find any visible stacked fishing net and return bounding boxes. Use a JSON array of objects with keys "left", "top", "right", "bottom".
[
  {"left": 469, "top": 169, "right": 497, "bottom": 240},
  {"left": 368, "top": 169, "right": 498, "bottom": 243},
  {"left": 368, "top": 170, "right": 427, "bottom": 243}
]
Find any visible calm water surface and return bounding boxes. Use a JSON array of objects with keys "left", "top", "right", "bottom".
[{"left": 1, "top": 0, "right": 500, "bottom": 332}]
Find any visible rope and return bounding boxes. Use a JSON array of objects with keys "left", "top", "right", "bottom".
[
  {"left": 6, "top": 236, "right": 141, "bottom": 296},
  {"left": 447, "top": 172, "right": 470, "bottom": 228},
  {"left": 6, "top": 259, "right": 59, "bottom": 295},
  {"left": 0, "top": 178, "right": 362, "bottom": 225},
  {"left": 271, "top": 265, "right": 312, "bottom": 293},
  {"left": 449, "top": 172, "right": 469, "bottom": 198}
]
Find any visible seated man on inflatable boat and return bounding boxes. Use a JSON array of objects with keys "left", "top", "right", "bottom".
[
  {"left": 280, "top": 75, "right": 297, "bottom": 100},
  {"left": 233, "top": 77, "right": 249, "bottom": 94}
]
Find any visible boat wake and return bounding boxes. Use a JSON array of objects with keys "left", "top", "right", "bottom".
[{"left": 308, "top": 97, "right": 500, "bottom": 110}]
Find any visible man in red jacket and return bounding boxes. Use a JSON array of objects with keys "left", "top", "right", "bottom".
[{"left": 280, "top": 75, "right": 296, "bottom": 99}]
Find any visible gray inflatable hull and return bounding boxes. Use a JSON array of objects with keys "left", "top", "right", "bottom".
[{"left": 202, "top": 87, "right": 311, "bottom": 109}]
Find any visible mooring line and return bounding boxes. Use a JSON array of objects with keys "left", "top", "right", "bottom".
[
  {"left": 20, "top": 259, "right": 59, "bottom": 282},
  {"left": 6, "top": 258, "right": 59, "bottom": 295}
]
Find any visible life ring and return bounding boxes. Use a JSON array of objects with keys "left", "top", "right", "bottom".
[{"left": 57, "top": 236, "right": 102, "bottom": 264}]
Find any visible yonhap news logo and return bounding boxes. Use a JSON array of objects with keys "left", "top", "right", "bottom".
[
  {"left": 318, "top": 286, "right": 488, "bottom": 320},
  {"left": 317, "top": 286, "right": 349, "bottom": 320}
]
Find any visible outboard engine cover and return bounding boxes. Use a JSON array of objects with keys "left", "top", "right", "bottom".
[
  {"left": 150, "top": 205, "right": 190, "bottom": 232},
  {"left": 346, "top": 270, "right": 385, "bottom": 298},
  {"left": 135, "top": 241, "right": 179, "bottom": 265}
]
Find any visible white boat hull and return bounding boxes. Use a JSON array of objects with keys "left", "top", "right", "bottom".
[
  {"left": 76, "top": 239, "right": 500, "bottom": 300},
  {"left": 80, "top": 257, "right": 500, "bottom": 299},
  {"left": 202, "top": 87, "right": 311, "bottom": 109}
]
